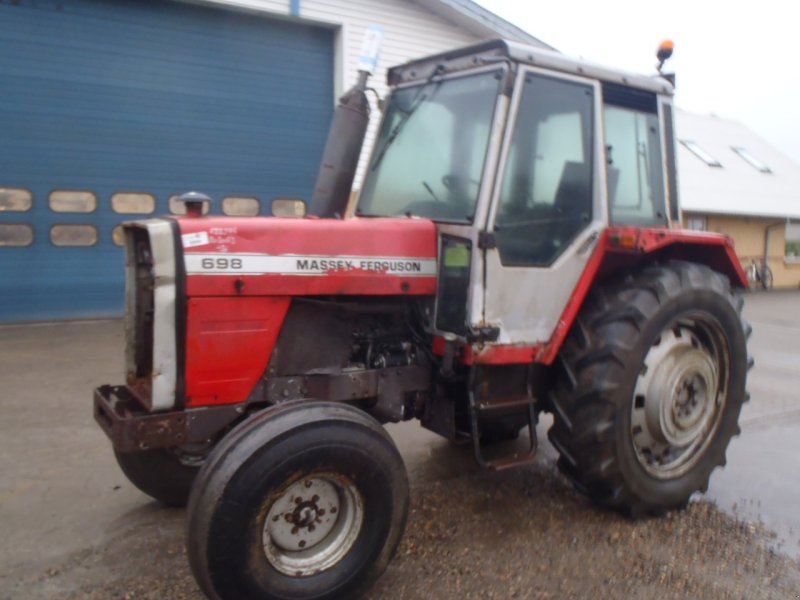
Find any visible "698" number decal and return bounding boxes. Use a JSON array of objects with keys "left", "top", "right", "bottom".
[{"left": 201, "top": 257, "right": 243, "bottom": 270}]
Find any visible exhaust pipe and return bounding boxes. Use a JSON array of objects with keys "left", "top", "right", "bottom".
[{"left": 309, "top": 26, "right": 383, "bottom": 218}]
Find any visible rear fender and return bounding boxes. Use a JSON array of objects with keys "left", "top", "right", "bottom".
[
  {"left": 597, "top": 227, "right": 748, "bottom": 289},
  {"left": 461, "top": 227, "right": 747, "bottom": 366}
]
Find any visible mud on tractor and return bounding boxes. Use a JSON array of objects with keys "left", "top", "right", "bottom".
[{"left": 94, "top": 39, "right": 751, "bottom": 599}]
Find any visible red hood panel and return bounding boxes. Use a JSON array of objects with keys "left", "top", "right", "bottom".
[{"left": 177, "top": 216, "right": 439, "bottom": 297}]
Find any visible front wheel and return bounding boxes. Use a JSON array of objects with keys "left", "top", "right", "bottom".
[
  {"left": 548, "top": 261, "right": 750, "bottom": 516},
  {"left": 187, "top": 401, "right": 409, "bottom": 600}
]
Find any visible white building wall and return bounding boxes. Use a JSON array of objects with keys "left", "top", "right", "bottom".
[
  {"left": 303, "top": 0, "right": 480, "bottom": 187},
  {"left": 190, "top": 0, "right": 483, "bottom": 187}
]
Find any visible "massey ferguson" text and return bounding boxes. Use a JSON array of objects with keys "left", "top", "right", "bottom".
[{"left": 295, "top": 259, "right": 422, "bottom": 273}]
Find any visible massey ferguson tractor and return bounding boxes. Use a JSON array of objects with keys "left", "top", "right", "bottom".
[{"left": 94, "top": 39, "right": 750, "bottom": 600}]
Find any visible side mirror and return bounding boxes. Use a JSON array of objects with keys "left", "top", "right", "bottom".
[{"left": 271, "top": 198, "right": 307, "bottom": 218}]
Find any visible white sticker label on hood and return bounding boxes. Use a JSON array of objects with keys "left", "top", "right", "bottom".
[{"left": 182, "top": 231, "right": 209, "bottom": 248}]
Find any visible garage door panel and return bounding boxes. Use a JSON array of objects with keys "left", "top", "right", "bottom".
[{"left": 0, "top": 0, "right": 333, "bottom": 321}]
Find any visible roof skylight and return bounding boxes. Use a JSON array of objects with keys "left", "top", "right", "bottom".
[
  {"left": 731, "top": 146, "right": 772, "bottom": 173},
  {"left": 680, "top": 140, "right": 722, "bottom": 167}
]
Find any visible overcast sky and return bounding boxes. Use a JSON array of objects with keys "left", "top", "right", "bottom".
[{"left": 475, "top": 0, "right": 800, "bottom": 165}]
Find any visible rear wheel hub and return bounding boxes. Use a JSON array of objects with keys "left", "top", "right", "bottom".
[{"left": 631, "top": 323, "right": 727, "bottom": 479}]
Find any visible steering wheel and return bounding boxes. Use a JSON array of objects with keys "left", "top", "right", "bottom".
[{"left": 441, "top": 174, "right": 480, "bottom": 195}]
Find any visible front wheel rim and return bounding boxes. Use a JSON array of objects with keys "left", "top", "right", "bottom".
[
  {"left": 630, "top": 316, "right": 730, "bottom": 479},
  {"left": 262, "top": 472, "right": 364, "bottom": 577}
]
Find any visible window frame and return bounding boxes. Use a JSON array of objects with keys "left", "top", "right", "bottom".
[
  {"left": 686, "top": 216, "right": 708, "bottom": 231},
  {"left": 357, "top": 64, "right": 508, "bottom": 225},
  {"left": 487, "top": 68, "right": 598, "bottom": 267},
  {"left": 731, "top": 146, "right": 772, "bottom": 174},
  {"left": 680, "top": 140, "right": 723, "bottom": 168},
  {"left": 660, "top": 102, "right": 680, "bottom": 223},
  {"left": 603, "top": 104, "right": 668, "bottom": 226}
]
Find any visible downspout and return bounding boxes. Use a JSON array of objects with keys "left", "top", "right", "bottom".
[{"left": 764, "top": 219, "right": 786, "bottom": 272}]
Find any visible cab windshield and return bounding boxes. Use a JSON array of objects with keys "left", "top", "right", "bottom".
[{"left": 357, "top": 69, "right": 503, "bottom": 223}]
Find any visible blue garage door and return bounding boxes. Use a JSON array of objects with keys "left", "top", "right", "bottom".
[{"left": 0, "top": 0, "right": 333, "bottom": 321}]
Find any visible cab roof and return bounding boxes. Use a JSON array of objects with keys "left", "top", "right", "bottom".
[{"left": 387, "top": 39, "right": 674, "bottom": 96}]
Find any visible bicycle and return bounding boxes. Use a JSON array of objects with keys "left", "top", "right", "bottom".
[{"left": 747, "top": 259, "right": 773, "bottom": 290}]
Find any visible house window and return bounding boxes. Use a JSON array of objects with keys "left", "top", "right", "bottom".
[
  {"left": 112, "top": 192, "right": 156, "bottom": 214},
  {"left": 732, "top": 147, "right": 772, "bottom": 174},
  {"left": 49, "top": 190, "right": 97, "bottom": 213},
  {"left": 786, "top": 223, "right": 800, "bottom": 262},
  {"left": 680, "top": 141, "right": 722, "bottom": 167},
  {"left": 686, "top": 216, "right": 707, "bottom": 231},
  {"left": 0, "top": 188, "right": 32, "bottom": 212}
]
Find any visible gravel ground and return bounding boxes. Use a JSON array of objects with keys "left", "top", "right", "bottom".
[
  {"left": 7, "top": 458, "right": 799, "bottom": 600},
  {"left": 3, "top": 297, "right": 800, "bottom": 600}
]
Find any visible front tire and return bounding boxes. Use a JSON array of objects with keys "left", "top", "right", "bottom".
[
  {"left": 548, "top": 261, "right": 749, "bottom": 516},
  {"left": 187, "top": 401, "right": 409, "bottom": 600}
]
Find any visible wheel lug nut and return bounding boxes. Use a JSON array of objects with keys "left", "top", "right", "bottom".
[
  {"left": 312, "top": 494, "right": 319, "bottom": 503},
  {"left": 305, "top": 481, "right": 312, "bottom": 488},
  {"left": 299, "top": 540, "right": 306, "bottom": 548},
  {"left": 331, "top": 507, "right": 337, "bottom": 514}
]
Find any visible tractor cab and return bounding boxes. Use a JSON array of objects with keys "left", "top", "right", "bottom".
[{"left": 357, "top": 40, "right": 679, "bottom": 347}]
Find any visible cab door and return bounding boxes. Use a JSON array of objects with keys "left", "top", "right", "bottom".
[{"left": 481, "top": 69, "right": 605, "bottom": 344}]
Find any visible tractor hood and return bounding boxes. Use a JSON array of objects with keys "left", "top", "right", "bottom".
[{"left": 177, "top": 216, "right": 439, "bottom": 297}]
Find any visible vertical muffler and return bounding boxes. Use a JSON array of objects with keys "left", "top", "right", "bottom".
[{"left": 309, "top": 26, "right": 383, "bottom": 218}]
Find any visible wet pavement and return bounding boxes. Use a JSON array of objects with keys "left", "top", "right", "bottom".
[
  {"left": 704, "top": 290, "right": 800, "bottom": 556},
  {"left": 0, "top": 290, "right": 799, "bottom": 598}
]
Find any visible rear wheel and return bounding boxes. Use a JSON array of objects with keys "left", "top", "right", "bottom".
[
  {"left": 761, "top": 265, "right": 773, "bottom": 290},
  {"left": 548, "top": 261, "right": 749, "bottom": 516},
  {"left": 187, "top": 401, "right": 409, "bottom": 600}
]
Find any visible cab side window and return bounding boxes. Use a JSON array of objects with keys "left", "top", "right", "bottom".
[
  {"left": 602, "top": 83, "right": 667, "bottom": 225},
  {"left": 495, "top": 74, "right": 594, "bottom": 266}
]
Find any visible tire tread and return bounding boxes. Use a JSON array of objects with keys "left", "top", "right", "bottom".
[{"left": 549, "top": 261, "right": 750, "bottom": 517}]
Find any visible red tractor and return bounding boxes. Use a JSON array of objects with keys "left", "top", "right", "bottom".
[{"left": 95, "top": 39, "right": 750, "bottom": 600}]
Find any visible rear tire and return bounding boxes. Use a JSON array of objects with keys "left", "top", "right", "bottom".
[
  {"left": 114, "top": 448, "right": 199, "bottom": 507},
  {"left": 187, "top": 401, "right": 409, "bottom": 600},
  {"left": 548, "top": 261, "right": 749, "bottom": 516},
  {"left": 761, "top": 265, "right": 773, "bottom": 290}
]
